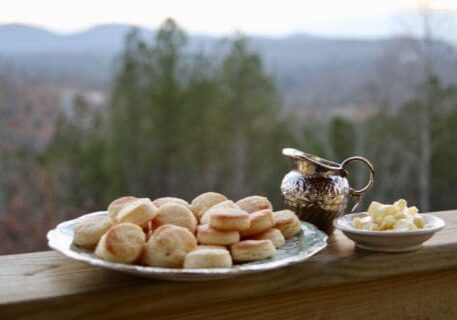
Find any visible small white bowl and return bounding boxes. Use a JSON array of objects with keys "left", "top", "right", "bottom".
[{"left": 334, "top": 213, "right": 446, "bottom": 252}]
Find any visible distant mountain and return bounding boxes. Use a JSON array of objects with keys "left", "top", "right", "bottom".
[
  {"left": 1, "top": 24, "right": 456, "bottom": 110},
  {"left": 0, "top": 23, "right": 152, "bottom": 53},
  {"left": 0, "top": 24, "right": 61, "bottom": 52}
]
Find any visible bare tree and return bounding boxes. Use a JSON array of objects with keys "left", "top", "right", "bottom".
[
  {"left": 364, "top": 2, "right": 456, "bottom": 211},
  {"left": 406, "top": 2, "right": 455, "bottom": 211}
]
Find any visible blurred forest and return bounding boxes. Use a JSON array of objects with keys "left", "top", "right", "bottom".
[{"left": 1, "top": 17, "right": 457, "bottom": 254}]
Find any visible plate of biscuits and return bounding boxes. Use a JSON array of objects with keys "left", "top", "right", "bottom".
[{"left": 48, "top": 192, "right": 327, "bottom": 281}]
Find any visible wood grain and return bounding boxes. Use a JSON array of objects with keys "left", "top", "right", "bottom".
[
  {"left": 0, "top": 210, "right": 456, "bottom": 319},
  {"left": 2, "top": 268, "right": 457, "bottom": 320}
]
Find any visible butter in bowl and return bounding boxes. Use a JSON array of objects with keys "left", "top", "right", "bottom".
[{"left": 334, "top": 199, "right": 445, "bottom": 252}]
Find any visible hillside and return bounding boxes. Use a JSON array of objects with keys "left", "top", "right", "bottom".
[{"left": 1, "top": 23, "right": 456, "bottom": 110}]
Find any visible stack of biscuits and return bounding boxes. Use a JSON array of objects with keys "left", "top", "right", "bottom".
[{"left": 73, "top": 192, "right": 302, "bottom": 269}]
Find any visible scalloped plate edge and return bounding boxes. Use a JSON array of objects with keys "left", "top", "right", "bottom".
[{"left": 48, "top": 211, "right": 328, "bottom": 281}]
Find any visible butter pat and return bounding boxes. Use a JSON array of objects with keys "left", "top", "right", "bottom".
[{"left": 353, "top": 199, "right": 425, "bottom": 231}]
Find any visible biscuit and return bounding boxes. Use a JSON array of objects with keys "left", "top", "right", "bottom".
[
  {"left": 116, "top": 198, "right": 158, "bottom": 228},
  {"left": 107, "top": 196, "right": 137, "bottom": 222},
  {"left": 151, "top": 203, "right": 197, "bottom": 233},
  {"left": 240, "top": 209, "right": 274, "bottom": 237},
  {"left": 196, "top": 245, "right": 227, "bottom": 250},
  {"left": 153, "top": 197, "right": 190, "bottom": 209},
  {"left": 273, "top": 210, "right": 302, "bottom": 239},
  {"left": 95, "top": 223, "right": 145, "bottom": 264},
  {"left": 196, "top": 224, "right": 240, "bottom": 246},
  {"left": 200, "top": 200, "right": 239, "bottom": 224},
  {"left": 230, "top": 240, "right": 276, "bottom": 262},
  {"left": 184, "top": 248, "right": 233, "bottom": 269},
  {"left": 209, "top": 208, "right": 250, "bottom": 232},
  {"left": 144, "top": 225, "right": 197, "bottom": 268},
  {"left": 73, "top": 215, "right": 113, "bottom": 248},
  {"left": 273, "top": 209, "right": 295, "bottom": 224},
  {"left": 191, "top": 192, "right": 227, "bottom": 222},
  {"left": 236, "top": 196, "right": 272, "bottom": 213},
  {"left": 277, "top": 218, "right": 302, "bottom": 239},
  {"left": 251, "top": 228, "right": 286, "bottom": 248}
]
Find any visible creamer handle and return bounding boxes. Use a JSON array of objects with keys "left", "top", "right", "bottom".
[{"left": 341, "top": 156, "right": 375, "bottom": 212}]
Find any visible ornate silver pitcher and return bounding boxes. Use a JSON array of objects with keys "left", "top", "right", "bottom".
[{"left": 281, "top": 148, "right": 375, "bottom": 234}]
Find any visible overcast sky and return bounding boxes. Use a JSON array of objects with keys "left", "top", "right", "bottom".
[{"left": 1, "top": 0, "right": 457, "bottom": 38}]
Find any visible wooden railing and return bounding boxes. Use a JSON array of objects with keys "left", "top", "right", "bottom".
[{"left": 1, "top": 211, "right": 457, "bottom": 319}]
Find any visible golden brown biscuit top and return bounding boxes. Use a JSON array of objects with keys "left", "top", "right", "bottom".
[
  {"left": 236, "top": 196, "right": 272, "bottom": 213},
  {"left": 210, "top": 208, "right": 249, "bottom": 219},
  {"left": 108, "top": 196, "right": 137, "bottom": 209},
  {"left": 153, "top": 197, "right": 189, "bottom": 208},
  {"left": 250, "top": 209, "right": 274, "bottom": 222},
  {"left": 157, "top": 203, "right": 194, "bottom": 215},
  {"left": 152, "top": 224, "right": 197, "bottom": 245},
  {"left": 191, "top": 192, "right": 227, "bottom": 207},
  {"left": 273, "top": 209, "right": 296, "bottom": 225},
  {"left": 105, "top": 223, "right": 145, "bottom": 256}
]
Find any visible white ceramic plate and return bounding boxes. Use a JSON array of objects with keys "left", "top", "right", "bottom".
[
  {"left": 334, "top": 213, "right": 445, "bottom": 252},
  {"left": 47, "top": 211, "right": 328, "bottom": 281}
]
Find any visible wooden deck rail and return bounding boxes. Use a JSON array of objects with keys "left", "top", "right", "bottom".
[{"left": 1, "top": 211, "right": 457, "bottom": 319}]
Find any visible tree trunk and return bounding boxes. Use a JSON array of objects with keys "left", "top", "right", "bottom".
[
  {"left": 419, "top": 95, "right": 432, "bottom": 211},
  {"left": 232, "top": 128, "right": 247, "bottom": 198}
]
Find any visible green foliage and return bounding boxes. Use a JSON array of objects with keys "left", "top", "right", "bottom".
[
  {"left": 45, "top": 19, "right": 293, "bottom": 211},
  {"left": 42, "top": 19, "right": 457, "bottom": 219},
  {"left": 44, "top": 95, "right": 109, "bottom": 211},
  {"left": 217, "top": 36, "right": 288, "bottom": 199},
  {"left": 329, "top": 117, "right": 356, "bottom": 160},
  {"left": 360, "top": 77, "right": 457, "bottom": 209}
]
